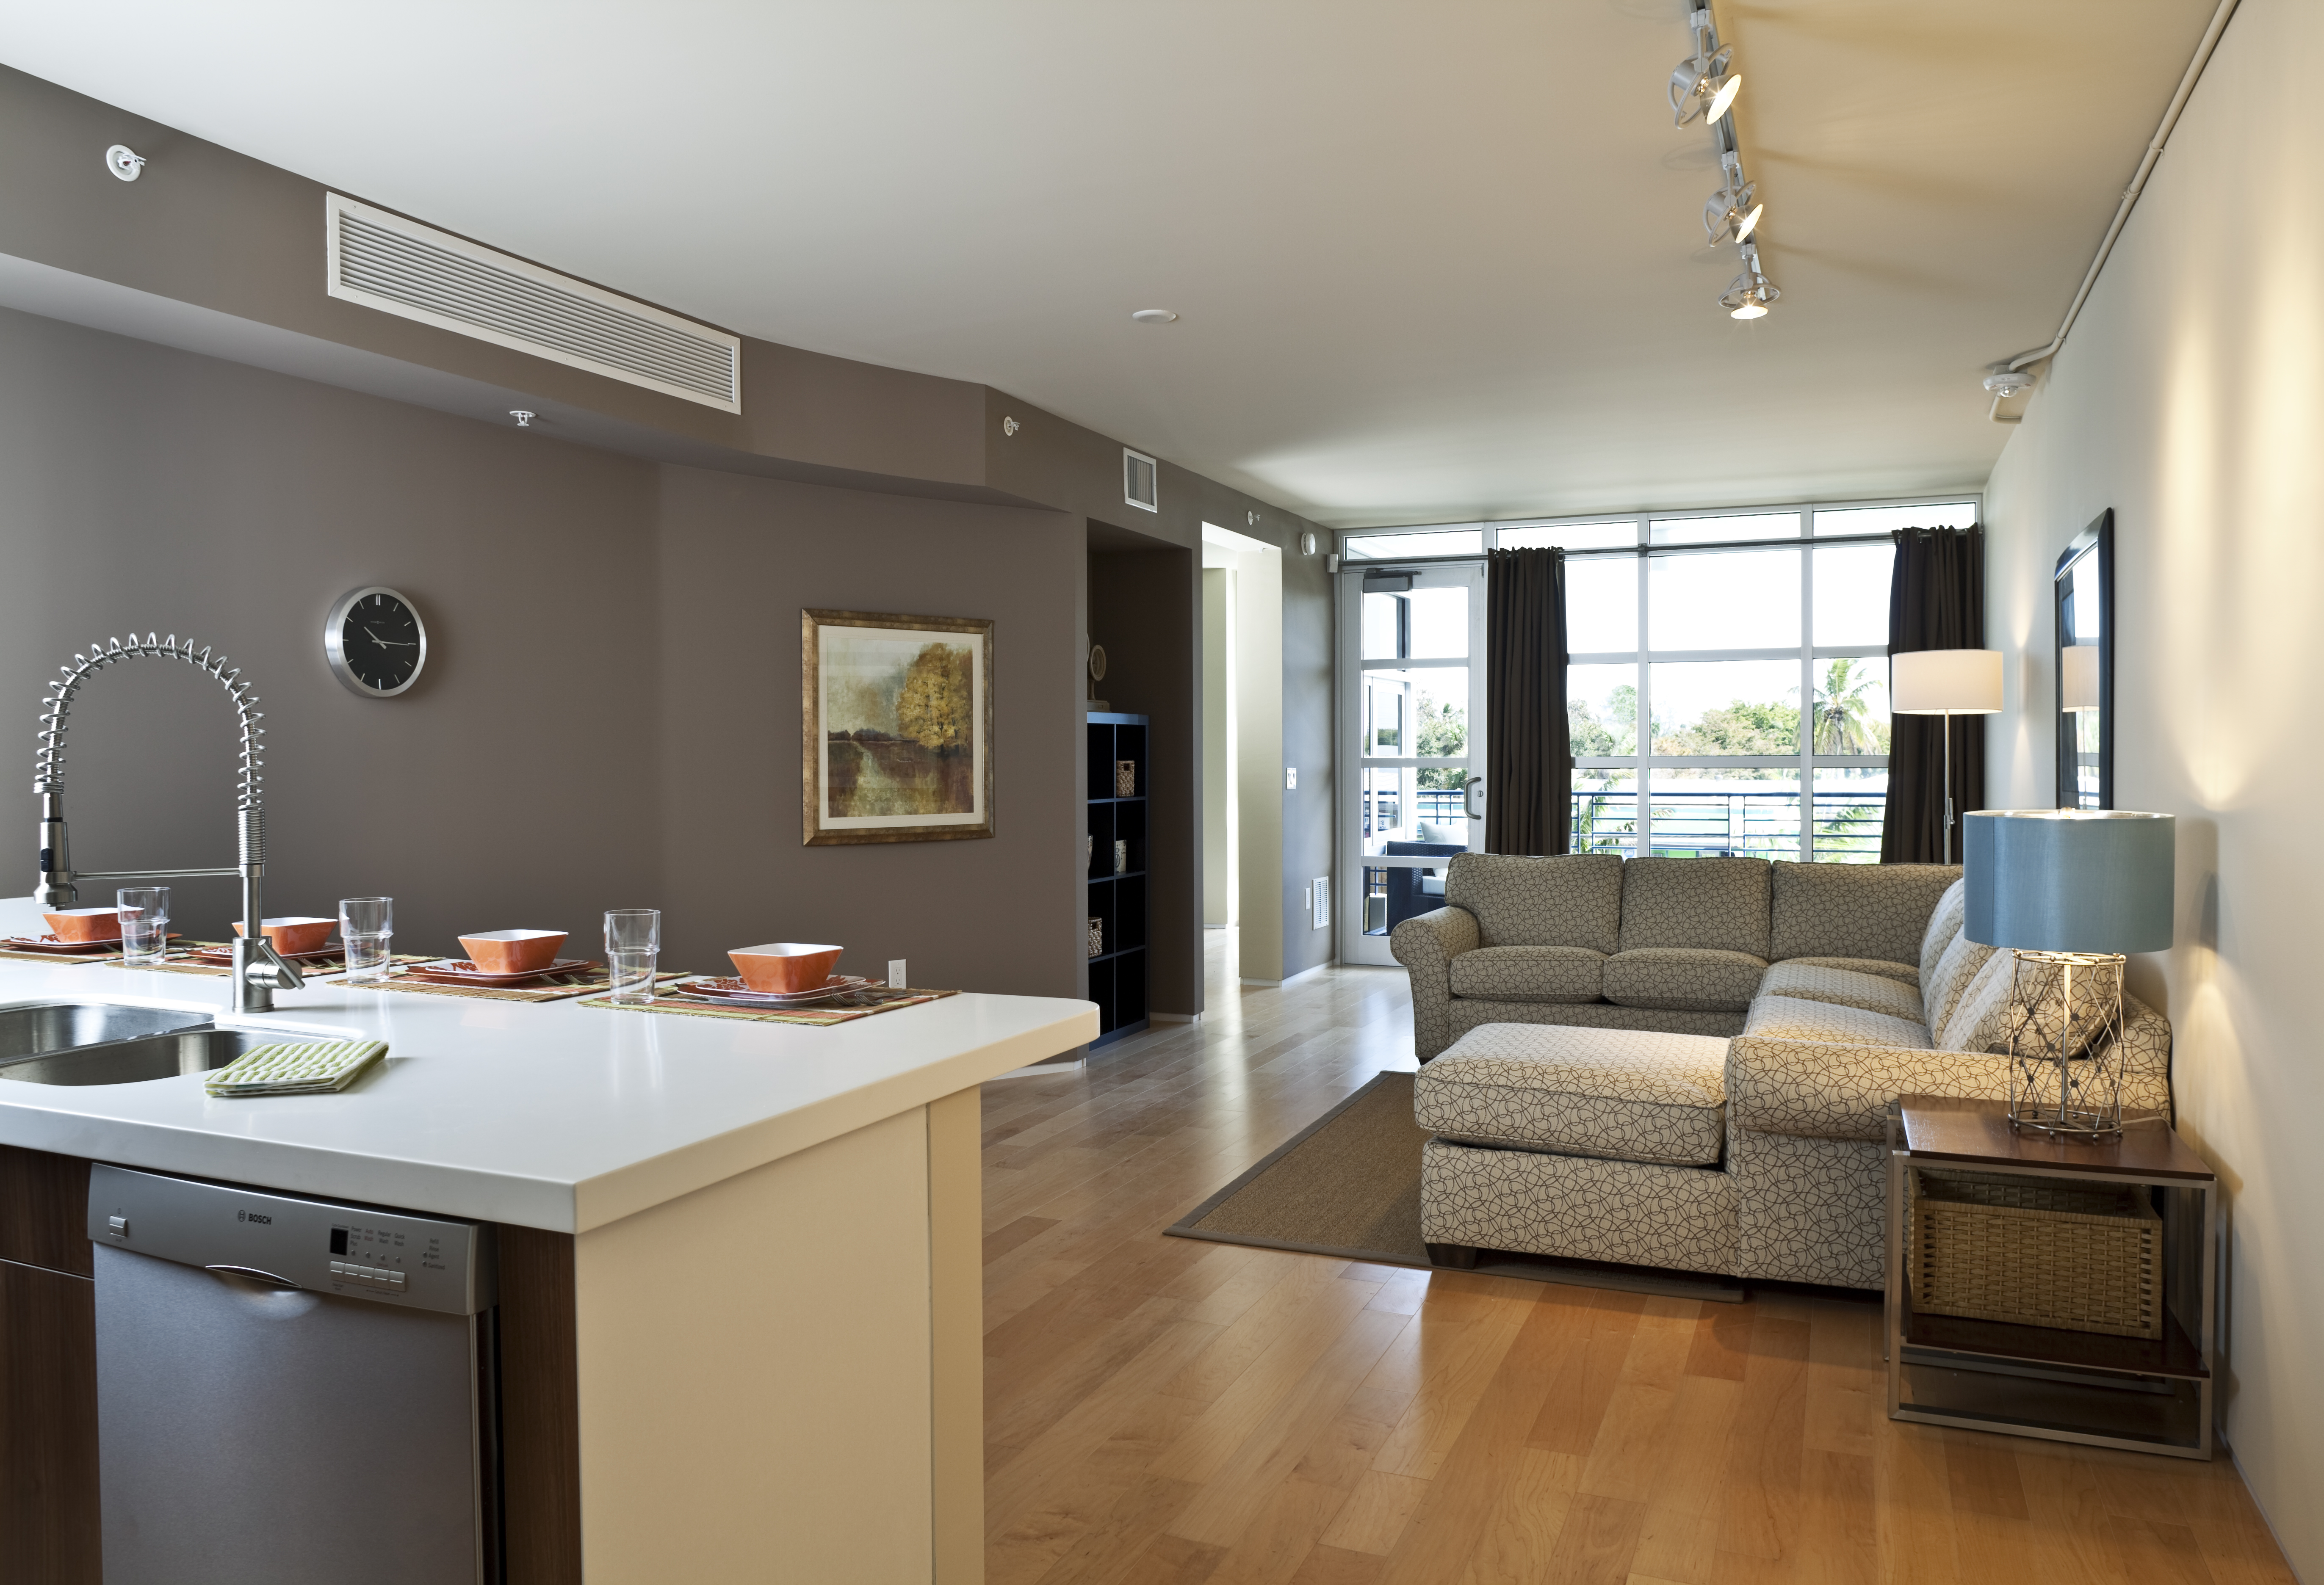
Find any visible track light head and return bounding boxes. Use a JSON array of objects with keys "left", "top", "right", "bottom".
[
  {"left": 1703, "top": 179, "right": 1761, "bottom": 244},
  {"left": 1720, "top": 248, "right": 1779, "bottom": 320},
  {"left": 1984, "top": 368, "right": 2036, "bottom": 399},
  {"left": 1668, "top": 42, "right": 1736, "bottom": 126}
]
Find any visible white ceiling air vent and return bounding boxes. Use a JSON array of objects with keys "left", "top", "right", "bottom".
[{"left": 324, "top": 194, "right": 742, "bottom": 413}]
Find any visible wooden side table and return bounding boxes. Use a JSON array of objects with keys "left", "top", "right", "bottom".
[{"left": 1885, "top": 1095, "right": 2216, "bottom": 1459}]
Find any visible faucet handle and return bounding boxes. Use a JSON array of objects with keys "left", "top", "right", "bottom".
[{"left": 239, "top": 939, "right": 305, "bottom": 993}]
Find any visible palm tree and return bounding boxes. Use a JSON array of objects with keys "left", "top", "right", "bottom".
[{"left": 1814, "top": 658, "right": 1882, "bottom": 755}]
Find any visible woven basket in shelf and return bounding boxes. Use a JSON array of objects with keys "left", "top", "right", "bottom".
[
  {"left": 1087, "top": 917, "right": 1104, "bottom": 959},
  {"left": 1908, "top": 1169, "right": 2164, "bottom": 1340},
  {"left": 1115, "top": 760, "right": 1137, "bottom": 797}
]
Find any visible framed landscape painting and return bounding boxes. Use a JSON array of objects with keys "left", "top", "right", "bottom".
[{"left": 802, "top": 608, "right": 994, "bottom": 845}]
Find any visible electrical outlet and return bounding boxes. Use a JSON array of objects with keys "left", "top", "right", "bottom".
[
  {"left": 1303, "top": 885, "right": 1312, "bottom": 916},
  {"left": 1313, "top": 877, "right": 1330, "bottom": 928},
  {"left": 888, "top": 959, "right": 907, "bottom": 989},
  {"left": 1284, "top": 766, "right": 1298, "bottom": 790}
]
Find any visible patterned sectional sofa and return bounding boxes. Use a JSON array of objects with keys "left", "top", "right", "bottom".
[{"left": 1390, "top": 853, "right": 2173, "bottom": 1288}]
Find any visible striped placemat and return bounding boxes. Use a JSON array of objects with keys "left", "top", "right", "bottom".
[
  {"left": 120, "top": 945, "right": 436, "bottom": 979},
  {"left": 0, "top": 933, "right": 187, "bottom": 966},
  {"left": 374, "top": 967, "right": 694, "bottom": 1004},
  {"left": 581, "top": 985, "right": 958, "bottom": 1026}
]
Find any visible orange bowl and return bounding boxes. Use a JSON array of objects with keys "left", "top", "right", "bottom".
[
  {"left": 232, "top": 916, "right": 337, "bottom": 955},
  {"left": 42, "top": 907, "right": 121, "bottom": 944},
  {"left": 728, "top": 942, "right": 843, "bottom": 994},
  {"left": 456, "top": 930, "right": 568, "bottom": 975}
]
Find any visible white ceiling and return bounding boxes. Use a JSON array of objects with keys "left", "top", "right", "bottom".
[{"left": 0, "top": 1, "right": 2223, "bottom": 527}]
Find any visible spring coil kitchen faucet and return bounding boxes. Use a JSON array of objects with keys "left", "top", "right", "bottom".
[{"left": 33, "top": 633, "right": 303, "bottom": 1012}]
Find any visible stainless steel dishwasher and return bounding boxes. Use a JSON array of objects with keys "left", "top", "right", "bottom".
[{"left": 87, "top": 1164, "right": 500, "bottom": 1585}]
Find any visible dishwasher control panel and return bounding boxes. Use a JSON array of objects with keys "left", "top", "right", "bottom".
[{"left": 88, "top": 1164, "right": 495, "bottom": 1316}]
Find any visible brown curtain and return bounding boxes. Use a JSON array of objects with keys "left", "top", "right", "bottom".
[
  {"left": 1879, "top": 525, "right": 1986, "bottom": 864},
  {"left": 1485, "top": 547, "right": 1570, "bottom": 856}
]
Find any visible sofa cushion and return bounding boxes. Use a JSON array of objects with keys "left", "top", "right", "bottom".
[
  {"left": 1924, "top": 928, "right": 1998, "bottom": 1039},
  {"left": 1616, "top": 856, "right": 1771, "bottom": 957},
  {"left": 1448, "top": 946, "right": 1605, "bottom": 1005},
  {"left": 1935, "top": 950, "right": 2016, "bottom": 1052},
  {"left": 1920, "top": 879, "right": 1968, "bottom": 992},
  {"left": 1757, "top": 962, "right": 1926, "bottom": 1023},
  {"left": 1445, "top": 853, "right": 1624, "bottom": 953},
  {"left": 1780, "top": 955, "right": 1921, "bottom": 985},
  {"left": 1602, "top": 947, "right": 1768, "bottom": 1013},
  {"left": 1415, "top": 1023, "right": 1731, "bottom": 1166},
  {"left": 1743, "top": 994, "right": 1930, "bottom": 1049},
  {"left": 1768, "top": 861, "right": 1960, "bottom": 969}
]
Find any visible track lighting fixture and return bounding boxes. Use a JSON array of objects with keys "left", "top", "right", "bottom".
[
  {"left": 1720, "top": 246, "right": 1779, "bottom": 319},
  {"left": 1704, "top": 154, "right": 1761, "bottom": 245},
  {"left": 1669, "top": 6, "right": 1780, "bottom": 320},
  {"left": 1668, "top": 10, "right": 1737, "bottom": 127}
]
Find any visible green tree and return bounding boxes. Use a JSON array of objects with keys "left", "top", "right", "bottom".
[
  {"left": 1813, "top": 658, "right": 1891, "bottom": 755},
  {"left": 1654, "top": 698, "right": 1798, "bottom": 757},
  {"left": 1416, "top": 695, "right": 1466, "bottom": 789}
]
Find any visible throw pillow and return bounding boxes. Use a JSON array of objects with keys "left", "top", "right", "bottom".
[
  {"left": 1924, "top": 927, "right": 1997, "bottom": 1038},
  {"left": 1936, "top": 950, "right": 2018, "bottom": 1052},
  {"left": 1919, "top": 879, "right": 1967, "bottom": 994}
]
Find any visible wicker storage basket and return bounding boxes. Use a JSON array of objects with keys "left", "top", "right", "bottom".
[
  {"left": 1116, "top": 759, "right": 1137, "bottom": 797},
  {"left": 1909, "top": 1169, "right": 2163, "bottom": 1339}
]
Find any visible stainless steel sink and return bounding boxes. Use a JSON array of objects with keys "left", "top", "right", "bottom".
[
  {"left": 0, "top": 1026, "right": 322, "bottom": 1087},
  {"left": 0, "top": 1002, "right": 213, "bottom": 1062}
]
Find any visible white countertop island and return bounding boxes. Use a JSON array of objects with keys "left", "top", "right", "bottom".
[
  {"left": 0, "top": 947, "right": 1094, "bottom": 1585},
  {"left": 0, "top": 954, "right": 1091, "bottom": 1232}
]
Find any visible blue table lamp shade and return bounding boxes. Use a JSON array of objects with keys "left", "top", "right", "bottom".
[{"left": 1963, "top": 811, "right": 2175, "bottom": 955}]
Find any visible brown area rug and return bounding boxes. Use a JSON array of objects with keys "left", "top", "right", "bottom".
[{"left": 1164, "top": 1071, "right": 1741, "bottom": 1301}]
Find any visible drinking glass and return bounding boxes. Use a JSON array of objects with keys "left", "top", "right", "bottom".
[
  {"left": 117, "top": 888, "right": 169, "bottom": 966},
  {"left": 604, "top": 910, "right": 661, "bottom": 1004},
  {"left": 340, "top": 897, "right": 394, "bottom": 984}
]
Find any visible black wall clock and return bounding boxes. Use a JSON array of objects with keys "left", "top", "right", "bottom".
[{"left": 324, "top": 586, "right": 429, "bottom": 697}]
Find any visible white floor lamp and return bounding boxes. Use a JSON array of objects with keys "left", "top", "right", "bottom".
[{"left": 1891, "top": 649, "right": 2003, "bottom": 864}]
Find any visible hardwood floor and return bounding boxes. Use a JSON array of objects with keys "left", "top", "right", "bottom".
[{"left": 979, "top": 934, "right": 2296, "bottom": 1585}]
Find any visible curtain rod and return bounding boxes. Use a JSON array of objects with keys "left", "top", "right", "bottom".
[{"left": 1339, "top": 530, "right": 1902, "bottom": 570}]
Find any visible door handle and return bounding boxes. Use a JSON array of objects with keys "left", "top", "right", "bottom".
[
  {"left": 1464, "top": 776, "right": 1485, "bottom": 820},
  {"left": 205, "top": 1264, "right": 302, "bottom": 1290}
]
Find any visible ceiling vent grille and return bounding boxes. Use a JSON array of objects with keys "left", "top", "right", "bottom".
[{"left": 325, "top": 194, "right": 741, "bottom": 412}]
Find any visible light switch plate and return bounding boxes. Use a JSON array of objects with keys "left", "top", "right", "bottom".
[
  {"left": 888, "top": 959, "right": 907, "bottom": 988},
  {"left": 1284, "top": 766, "right": 1298, "bottom": 790},
  {"left": 1312, "top": 877, "right": 1330, "bottom": 929}
]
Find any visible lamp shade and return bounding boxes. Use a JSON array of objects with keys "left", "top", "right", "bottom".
[
  {"left": 2061, "top": 644, "right": 2100, "bottom": 712},
  {"left": 1963, "top": 810, "right": 2175, "bottom": 954},
  {"left": 1892, "top": 649, "right": 2003, "bottom": 714}
]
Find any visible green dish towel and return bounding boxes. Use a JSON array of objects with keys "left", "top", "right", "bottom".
[{"left": 205, "top": 1039, "right": 387, "bottom": 1097}]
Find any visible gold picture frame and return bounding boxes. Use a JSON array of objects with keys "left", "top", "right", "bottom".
[{"left": 802, "top": 608, "right": 995, "bottom": 845}]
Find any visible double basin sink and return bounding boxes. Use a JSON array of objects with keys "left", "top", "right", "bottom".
[{"left": 0, "top": 1002, "right": 308, "bottom": 1086}]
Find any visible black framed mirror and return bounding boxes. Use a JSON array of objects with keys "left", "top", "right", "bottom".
[{"left": 2053, "top": 508, "right": 2114, "bottom": 809}]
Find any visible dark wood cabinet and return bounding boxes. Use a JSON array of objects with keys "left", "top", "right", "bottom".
[{"left": 0, "top": 1145, "right": 100, "bottom": 1584}]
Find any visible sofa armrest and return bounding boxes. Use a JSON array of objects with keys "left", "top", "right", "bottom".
[
  {"left": 1731, "top": 996, "right": 2174, "bottom": 1142},
  {"left": 1391, "top": 906, "right": 1480, "bottom": 1063}
]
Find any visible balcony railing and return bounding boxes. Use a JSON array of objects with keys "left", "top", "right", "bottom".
[{"left": 1367, "top": 787, "right": 1886, "bottom": 863}]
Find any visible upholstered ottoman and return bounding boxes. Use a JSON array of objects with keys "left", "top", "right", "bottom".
[{"left": 1415, "top": 1022, "right": 1738, "bottom": 1276}]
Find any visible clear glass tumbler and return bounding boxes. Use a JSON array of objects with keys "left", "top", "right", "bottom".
[
  {"left": 117, "top": 887, "right": 170, "bottom": 966},
  {"left": 340, "top": 897, "right": 394, "bottom": 984},
  {"left": 604, "top": 909, "right": 661, "bottom": 1004}
]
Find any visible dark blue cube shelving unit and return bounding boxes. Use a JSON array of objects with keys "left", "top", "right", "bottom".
[{"left": 1085, "top": 712, "right": 1148, "bottom": 1048}]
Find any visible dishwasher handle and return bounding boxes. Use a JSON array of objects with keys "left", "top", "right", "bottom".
[{"left": 204, "top": 1264, "right": 302, "bottom": 1291}]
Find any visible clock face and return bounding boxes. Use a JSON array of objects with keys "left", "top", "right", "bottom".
[{"left": 326, "top": 587, "right": 428, "bottom": 697}]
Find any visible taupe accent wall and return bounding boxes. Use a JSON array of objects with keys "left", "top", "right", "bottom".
[
  {"left": 655, "top": 467, "right": 1083, "bottom": 993},
  {"left": 0, "top": 304, "right": 662, "bottom": 953}
]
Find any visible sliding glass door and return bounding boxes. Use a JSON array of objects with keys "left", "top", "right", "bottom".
[{"left": 1336, "top": 562, "right": 1486, "bottom": 966}]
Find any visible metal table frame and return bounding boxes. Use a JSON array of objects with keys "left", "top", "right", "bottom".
[{"left": 1884, "top": 1098, "right": 2216, "bottom": 1460}]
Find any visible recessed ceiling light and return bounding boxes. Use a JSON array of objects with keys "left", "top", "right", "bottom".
[{"left": 1130, "top": 309, "right": 1179, "bottom": 325}]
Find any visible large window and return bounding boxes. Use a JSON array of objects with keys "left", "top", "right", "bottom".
[{"left": 1340, "top": 498, "right": 1978, "bottom": 866}]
